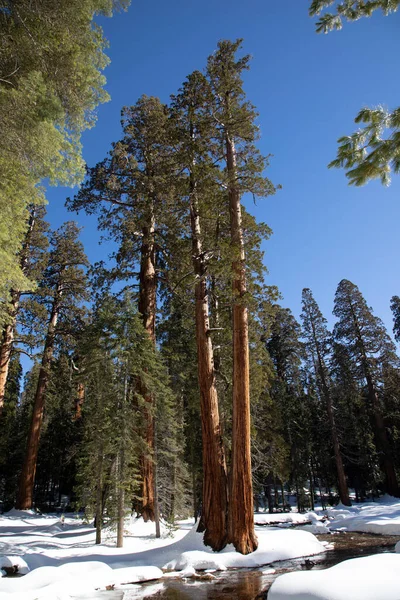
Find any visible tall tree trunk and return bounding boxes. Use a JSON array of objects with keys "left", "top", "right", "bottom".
[
  {"left": 226, "top": 134, "right": 257, "bottom": 554},
  {"left": 16, "top": 292, "right": 60, "bottom": 509},
  {"left": 189, "top": 177, "right": 228, "bottom": 551},
  {"left": 138, "top": 213, "right": 157, "bottom": 522}
]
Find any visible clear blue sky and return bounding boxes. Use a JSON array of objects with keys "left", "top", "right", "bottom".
[{"left": 46, "top": 0, "right": 400, "bottom": 334}]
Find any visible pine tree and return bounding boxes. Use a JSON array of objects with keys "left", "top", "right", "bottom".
[
  {"left": 333, "top": 279, "right": 399, "bottom": 496},
  {"left": 206, "top": 39, "right": 277, "bottom": 554},
  {"left": 16, "top": 222, "right": 89, "bottom": 509},
  {"left": 301, "top": 288, "right": 351, "bottom": 505}
]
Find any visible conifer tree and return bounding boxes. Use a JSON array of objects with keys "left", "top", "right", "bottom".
[
  {"left": 76, "top": 294, "right": 183, "bottom": 546},
  {"left": 390, "top": 296, "right": 400, "bottom": 342},
  {"left": 267, "top": 306, "right": 312, "bottom": 510},
  {"left": 169, "top": 72, "right": 228, "bottom": 550},
  {"left": 68, "top": 96, "right": 176, "bottom": 522},
  {"left": 301, "top": 288, "right": 351, "bottom": 505},
  {"left": 0, "top": 353, "right": 23, "bottom": 508},
  {"left": 0, "top": 0, "right": 129, "bottom": 323},
  {"left": 333, "top": 279, "right": 399, "bottom": 496},
  {"left": 0, "top": 206, "right": 49, "bottom": 416},
  {"left": 17, "top": 222, "right": 88, "bottom": 509},
  {"left": 206, "top": 39, "right": 277, "bottom": 554}
]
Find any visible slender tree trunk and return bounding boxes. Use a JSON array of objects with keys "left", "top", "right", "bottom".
[
  {"left": 16, "top": 293, "right": 60, "bottom": 509},
  {"left": 154, "top": 432, "right": 161, "bottom": 539},
  {"left": 309, "top": 466, "right": 315, "bottom": 511},
  {"left": 138, "top": 213, "right": 157, "bottom": 522},
  {"left": 95, "top": 449, "right": 104, "bottom": 545},
  {"left": 189, "top": 175, "right": 228, "bottom": 551},
  {"left": 117, "top": 452, "right": 125, "bottom": 548},
  {"left": 226, "top": 134, "right": 257, "bottom": 554}
]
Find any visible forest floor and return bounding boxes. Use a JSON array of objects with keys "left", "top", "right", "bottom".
[{"left": 0, "top": 497, "right": 399, "bottom": 599}]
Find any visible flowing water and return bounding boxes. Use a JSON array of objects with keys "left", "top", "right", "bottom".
[{"left": 85, "top": 532, "right": 399, "bottom": 600}]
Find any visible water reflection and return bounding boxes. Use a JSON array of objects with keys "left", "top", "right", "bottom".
[{"left": 123, "top": 571, "right": 275, "bottom": 600}]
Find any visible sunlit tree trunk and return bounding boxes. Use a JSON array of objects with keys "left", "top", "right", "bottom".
[
  {"left": 226, "top": 134, "right": 257, "bottom": 554},
  {"left": 190, "top": 173, "right": 228, "bottom": 551}
]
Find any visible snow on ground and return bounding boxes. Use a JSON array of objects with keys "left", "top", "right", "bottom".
[
  {"left": 325, "top": 495, "right": 400, "bottom": 535},
  {"left": 0, "top": 510, "right": 326, "bottom": 599},
  {"left": 268, "top": 553, "right": 400, "bottom": 600},
  {"left": 2, "top": 497, "right": 400, "bottom": 599}
]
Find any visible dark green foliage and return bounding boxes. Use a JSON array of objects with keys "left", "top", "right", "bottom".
[
  {"left": 391, "top": 296, "right": 400, "bottom": 343},
  {"left": 0, "top": 354, "right": 24, "bottom": 509}
]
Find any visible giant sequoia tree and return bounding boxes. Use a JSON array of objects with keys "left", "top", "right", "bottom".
[
  {"left": 169, "top": 73, "right": 228, "bottom": 550},
  {"left": 17, "top": 222, "right": 88, "bottom": 509},
  {"left": 69, "top": 96, "right": 177, "bottom": 523},
  {"left": 206, "top": 39, "right": 277, "bottom": 554},
  {"left": 333, "top": 279, "right": 399, "bottom": 496}
]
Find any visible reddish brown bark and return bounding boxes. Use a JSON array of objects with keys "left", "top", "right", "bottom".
[
  {"left": 0, "top": 318, "right": 16, "bottom": 417},
  {"left": 138, "top": 216, "right": 156, "bottom": 522},
  {"left": 226, "top": 135, "right": 257, "bottom": 554},
  {"left": 74, "top": 382, "right": 85, "bottom": 420},
  {"left": 190, "top": 184, "right": 228, "bottom": 551},
  {"left": 16, "top": 292, "right": 61, "bottom": 509}
]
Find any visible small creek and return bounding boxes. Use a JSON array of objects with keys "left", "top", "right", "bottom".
[{"left": 85, "top": 531, "right": 399, "bottom": 600}]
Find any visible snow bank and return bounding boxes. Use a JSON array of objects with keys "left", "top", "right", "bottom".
[
  {"left": 327, "top": 497, "right": 400, "bottom": 535},
  {"left": 268, "top": 553, "right": 400, "bottom": 600},
  {"left": 254, "top": 512, "right": 311, "bottom": 526},
  {"left": 163, "top": 526, "right": 326, "bottom": 571}
]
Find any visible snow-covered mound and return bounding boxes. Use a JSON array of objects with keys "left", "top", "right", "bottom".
[
  {"left": 327, "top": 496, "right": 400, "bottom": 535},
  {"left": 163, "top": 526, "right": 325, "bottom": 571},
  {"left": 268, "top": 553, "right": 400, "bottom": 600}
]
